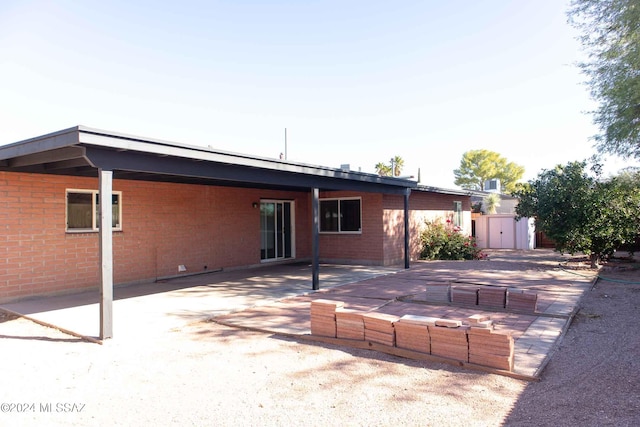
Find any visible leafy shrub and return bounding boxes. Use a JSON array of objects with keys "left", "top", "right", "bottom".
[{"left": 419, "top": 219, "right": 485, "bottom": 260}]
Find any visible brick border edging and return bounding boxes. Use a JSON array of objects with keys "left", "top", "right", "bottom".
[
  {"left": 210, "top": 317, "right": 540, "bottom": 383},
  {"left": 299, "top": 334, "right": 540, "bottom": 382}
]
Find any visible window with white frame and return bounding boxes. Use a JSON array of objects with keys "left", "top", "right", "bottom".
[
  {"left": 319, "top": 197, "right": 362, "bottom": 233},
  {"left": 453, "top": 201, "right": 462, "bottom": 227},
  {"left": 66, "top": 190, "right": 122, "bottom": 232}
]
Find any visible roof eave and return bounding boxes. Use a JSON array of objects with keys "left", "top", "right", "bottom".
[
  {"left": 75, "top": 127, "right": 415, "bottom": 188},
  {"left": 1, "top": 126, "right": 416, "bottom": 190},
  {"left": 0, "top": 126, "right": 80, "bottom": 160}
]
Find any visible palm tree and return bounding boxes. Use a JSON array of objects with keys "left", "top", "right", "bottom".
[
  {"left": 391, "top": 156, "right": 404, "bottom": 176},
  {"left": 375, "top": 162, "right": 392, "bottom": 176},
  {"left": 375, "top": 156, "right": 404, "bottom": 177}
]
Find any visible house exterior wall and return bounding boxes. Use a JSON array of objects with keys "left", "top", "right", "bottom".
[
  {"left": 471, "top": 193, "right": 519, "bottom": 215},
  {"left": 412, "top": 192, "right": 472, "bottom": 261},
  {"left": 383, "top": 192, "right": 472, "bottom": 264},
  {"left": 495, "top": 198, "right": 519, "bottom": 215},
  {"left": 318, "top": 191, "right": 385, "bottom": 265},
  {"left": 381, "top": 194, "right": 407, "bottom": 265},
  {"left": 472, "top": 212, "right": 488, "bottom": 248},
  {"left": 0, "top": 170, "right": 472, "bottom": 302},
  {"left": 318, "top": 191, "right": 471, "bottom": 266},
  {"left": 0, "top": 171, "right": 311, "bottom": 302}
]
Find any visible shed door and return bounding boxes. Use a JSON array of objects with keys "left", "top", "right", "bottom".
[{"left": 488, "top": 217, "right": 515, "bottom": 249}]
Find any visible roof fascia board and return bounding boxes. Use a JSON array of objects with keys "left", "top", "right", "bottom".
[
  {"left": 79, "top": 125, "right": 378, "bottom": 177},
  {"left": 0, "top": 127, "right": 80, "bottom": 160},
  {"left": 0, "top": 126, "right": 416, "bottom": 192},
  {"left": 84, "top": 146, "right": 410, "bottom": 194},
  {"left": 78, "top": 129, "right": 415, "bottom": 189}
]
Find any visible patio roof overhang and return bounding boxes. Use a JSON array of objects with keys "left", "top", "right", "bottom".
[
  {"left": 0, "top": 126, "right": 416, "bottom": 194},
  {"left": 0, "top": 126, "right": 416, "bottom": 340}
]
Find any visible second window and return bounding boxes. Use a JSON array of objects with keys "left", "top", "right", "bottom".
[{"left": 320, "top": 198, "right": 361, "bottom": 233}]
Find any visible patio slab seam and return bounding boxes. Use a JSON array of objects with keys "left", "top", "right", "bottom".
[{"left": 0, "top": 307, "right": 102, "bottom": 345}]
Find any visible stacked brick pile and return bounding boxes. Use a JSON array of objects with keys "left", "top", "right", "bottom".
[
  {"left": 467, "top": 325, "right": 514, "bottom": 371},
  {"left": 335, "top": 308, "right": 365, "bottom": 340},
  {"left": 310, "top": 299, "right": 343, "bottom": 337},
  {"left": 309, "top": 300, "right": 516, "bottom": 372},
  {"left": 441, "top": 284, "right": 539, "bottom": 314},
  {"left": 394, "top": 314, "right": 438, "bottom": 354},
  {"left": 478, "top": 287, "right": 507, "bottom": 309},
  {"left": 506, "top": 288, "right": 538, "bottom": 312},
  {"left": 362, "top": 312, "right": 400, "bottom": 346},
  {"left": 429, "top": 319, "right": 469, "bottom": 362},
  {"left": 425, "top": 283, "right": 451, "bottom": 303},
  {"left": 451, "top": 285, "right": 478, "bottom": 306}
]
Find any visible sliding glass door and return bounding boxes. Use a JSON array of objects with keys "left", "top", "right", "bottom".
[{"left": 260, "top": 200, "right": 294, "bottom": 261}]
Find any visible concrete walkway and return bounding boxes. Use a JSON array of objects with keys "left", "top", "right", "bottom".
[{"left": 1, "top": 250, "right": 597, "bottom": 379}]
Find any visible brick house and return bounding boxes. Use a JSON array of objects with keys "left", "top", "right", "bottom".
[{"left": 0, "top": 126, "right": 470, "bottom": 337}]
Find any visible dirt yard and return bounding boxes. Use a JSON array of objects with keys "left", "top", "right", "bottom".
[{"left": 1, "top": 257, "right": 639, "bottom": 426}]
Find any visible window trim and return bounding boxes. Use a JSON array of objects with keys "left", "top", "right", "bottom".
[
  {"left": 319, "top": 197, "right": 362, "bottom": 234},
  {"left": 66, "top": 189, "right": 122, "bottom": 233}
]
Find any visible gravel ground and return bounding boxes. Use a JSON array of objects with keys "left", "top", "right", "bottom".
[
  {"left": 1, "top": 257, "right": 639, "bottom": 427},
  {"left": 504, "top": 262, "right": 640, "bottom": 427}
]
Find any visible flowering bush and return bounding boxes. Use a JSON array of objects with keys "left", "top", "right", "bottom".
[{"left": 419, "top": 219, "right": 485, "bottom": 260}]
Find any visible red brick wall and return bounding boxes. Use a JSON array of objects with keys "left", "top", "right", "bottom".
[
  {"left": 409, "top": 191, "right": 470, "bottom": 211},
  {"left": 0, "top": 171, "right": 472, "bottom": 301},
  {"left": 0, "top": 172, "right": 311, "bottom": 302},
  {"left": 317, "top": 190, "right": 471, "bottom": 266},
  {"left": 317, "top": 191, "right": 384, "bottom": 265},
  {"left": 383, "top": 191, "right": 472, "bottom": 263},
  {"left": 382, "top": 194, "right": 406, "bottom": 265}
]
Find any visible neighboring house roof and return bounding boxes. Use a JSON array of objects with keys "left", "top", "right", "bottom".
[
  {"left": 415, "top": 184, "right": 473, "bottom": 197},
  {"left": 0, "top": 126, "right": 417, "bottom": 195}
]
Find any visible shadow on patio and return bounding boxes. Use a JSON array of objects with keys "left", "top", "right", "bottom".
[{"left": 0, "top": 263, "right": 399, "bottom": 340}]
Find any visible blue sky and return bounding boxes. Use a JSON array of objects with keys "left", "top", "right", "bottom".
[{"left": 1, "top": 0, "right": 636, "bottom": 188}]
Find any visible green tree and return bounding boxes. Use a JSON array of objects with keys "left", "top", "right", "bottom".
[
  {"left": 513, "top": 161, "right": 640, "bottom": 267},
  {"left": 616, "top": 166, "right": 640, "bottom": 186},
  {"left": 375, "top": 156, "right": 404, "bottom": 176},
  {"left": 568, "top": 0, "right": 640, "bottom": 159},
  {"left": 453, "top": 149, "right": 525, "bottom": 193}
]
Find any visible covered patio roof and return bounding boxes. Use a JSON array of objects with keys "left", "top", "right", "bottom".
[
  {"left": 0, "top": 126, "right": 417, "bottom": 339},
  {"left": 0, "top": 125, "right": 416, "bottom": 194}
]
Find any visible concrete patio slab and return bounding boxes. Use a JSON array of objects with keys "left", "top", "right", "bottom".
[
  {"left": 1, "top": 249, "right": 597, "bottom": 379},
  {"left": 1, "top": 263, "right": 399, "bottom": 341},
  {"left": 211, "top": 250, "right": 597, "bottom": 379}
]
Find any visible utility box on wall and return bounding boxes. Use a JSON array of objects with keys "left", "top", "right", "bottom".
[{"left": 473, "top": 214, "right": 535, "bottom": 250}]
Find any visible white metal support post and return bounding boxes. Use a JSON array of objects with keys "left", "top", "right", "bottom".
[{"left": 99, "top": 169, "right": 114, "bottom": 339}]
